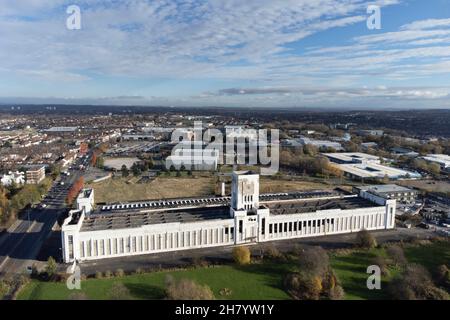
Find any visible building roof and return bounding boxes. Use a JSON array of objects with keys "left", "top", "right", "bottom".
[
  {"left": 323, "top": 152, "right": 380, "bottom": 163},
  {"left": 78, "top": 189, "right": 365, "bottom": 232},
  {"left": 356, "top": 184, "right": 415, "bottom": 194},
  {"left": 81, "top": 206, "right": 231, "bottom": 231},
  {"left": 266, "top": 196, "right": 378, "bottom": 215}
]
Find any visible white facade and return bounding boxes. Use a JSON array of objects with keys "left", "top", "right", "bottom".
[{"left": 61, "top": 171, "right": 396, "bottom": 263}]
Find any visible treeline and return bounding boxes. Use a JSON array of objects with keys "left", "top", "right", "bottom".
[
  {"left": 280, "top": 146, "right": 343, "bottom": 178},
  {"left": 66, "top": 177, "right": 84, "bottom": 206},
  {"left": 0, "top": 178, "right": 53, "bottom": 227}
]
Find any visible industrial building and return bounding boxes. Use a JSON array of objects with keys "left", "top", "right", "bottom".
[
  {"left": 421, "top": 154, "right": 450, "bottom": 173},
  {"left": 353, "top": 184, "right": 418, "bottom": 204},
  {"left": 323, "top": 152, "right": 421, "bottom": 180},
  {"left": 61, "top": 171, "right": 396, "bottom": 263}
]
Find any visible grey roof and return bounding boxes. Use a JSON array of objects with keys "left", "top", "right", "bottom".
[
  {"left": 357, "top": 184, "right": 414, "bottom": 193},
  {"left": 81, "top": 206, "right": 231, "bottom": 232},
  {"left": 266, "top": 196, "right": 377, "bottom": 215}
]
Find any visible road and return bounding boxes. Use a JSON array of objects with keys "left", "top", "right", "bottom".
[{"left": 0, "top": 157, "right": 87, "bottom": 275}]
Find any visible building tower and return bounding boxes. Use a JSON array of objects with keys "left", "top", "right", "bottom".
[
  {"left": 231, "top": 171, "right": 259, "bottom": 212},
  {"left": 230, "top": 171, "right": 268, "bottom": 244}
]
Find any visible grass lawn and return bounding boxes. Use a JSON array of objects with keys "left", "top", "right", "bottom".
[
  {"left": 87, "top": 176, "right": 215, "bottom": 203},
  {"left": 17, "top": 240, "right": 450, "bottom": 300},
  {"left": 17, "top": 263, "right": 293, "bottom": 300}
]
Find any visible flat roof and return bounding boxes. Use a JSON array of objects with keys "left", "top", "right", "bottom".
[
  {"left": 323, "top": 152, "right": 380, "bottom": 162},
  {"left": 81, "top": 206, "right": 231, "bottom": 231},
  {"left": 356, "top": 184, "right": 414, "bottom": 193},
  {"left": 266, "top": 196, "right": 378, "bottom": 215}
]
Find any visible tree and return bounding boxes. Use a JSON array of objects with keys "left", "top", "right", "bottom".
[
  {"left": 386, "top": 245, "right": 407, "bottom": 267},
  {"left": 355, "top": 230, "right": 377, "bottom": 249},
  {"left": 109, "top": 283, "right": 132, "bottom": 300},
  {"left": 0, "top": 280, "right": 10, "bottom": 299},
  {"left": 45, "top": 256, "right": 57, "bottom": 280},
  {"left": 389, "top": 264, "right": 450, "bottom": 300},
  {"left": 121, "top": 165, "right": 129, "bottom": 178},
  {"left": 165, "top": 276, "right": 215, "bottom": 300},
  {"left": 298, "top": 246, "right": 329, "bottom": 276},
  {"left": 284, "top": 272, "right": 322, "bottom": 300},
  {"left": 232, "top": 246, "right": 251, "bottom": 265}
]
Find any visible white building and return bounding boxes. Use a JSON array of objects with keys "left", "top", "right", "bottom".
[
  {"left": 166, "top": 148, "right": 219, "bottom": 171},
  {"left": 323, "top": 152, "right": 421, "bottom": 180},
  {"left": 0, "top": 171, "right": 25, "bottom": 186},
  {"left": 421, "top": 154, "right": 450, "bottom": 172},
  {"left": 61, "top": 171, "right": 396, "bottom": 263},
  {"left": 299, "top": 136, "right": 344, "bottom": 151}
]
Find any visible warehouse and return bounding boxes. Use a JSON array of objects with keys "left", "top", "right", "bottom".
[{"left": 61, "top": 171, "right": 396, "bottom": 263}]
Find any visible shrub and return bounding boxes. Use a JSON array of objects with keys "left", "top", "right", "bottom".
[
  {"left": 355, "top": 230, "right": 377, "bottom": 249},
  {"left": 191, "top": 257, "right": 209, "bottom": 268},
  {"left": 166, "top": 278, "right": 215, "bottom": 300},
  {"left": 263, "top": 243, "right": 281, "bottom": 259},
  {"left": 114, "top": 269, "right": 125, "bottom": 277},
  {"left": 284, "top": 272, "right": 322, "bottom": 300},
  {"left": 68, "top": 292, "right": 89, "bottom": 300},
  {"left": 95, "top": 271, "right": 103, "bottom": 279},
  {"left": 135, "top": 268, "right": 144, "bottom": 275},
  {"left": 109, "top": 283, "right": 132, "bottom": 300},
  {"left": 386, "top": 245, "right": 407, "bottom": 266},
  {"left": 232, "top": 246, "right": 251, "bottom": 265},
  {"left": 388, "top": 264, "right": 450, "bottom": 300},
  {"left": 0, "top": 280, "right": 10, "bottom": 299},
  {"left": 298, "top": 246, "right": 329, "bottom": 276},
  {"left": 104, "top": 270, "right": 112, "bottom": 278},
  {"left": 434, "top": 265, "right": 450, "bottom": 290},
  {"left": 328, "top": 285, "right": 345, "bottom": 300},
  {"left": 371, "top": 256, "right": 390, "bottom": 276},
  {"left": 45, "top": 257, "right": 58, "bottom": 280}
]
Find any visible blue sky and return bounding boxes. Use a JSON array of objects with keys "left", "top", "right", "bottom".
[{"left": 0, "top": 0, "right": 450, "bottom": 109}]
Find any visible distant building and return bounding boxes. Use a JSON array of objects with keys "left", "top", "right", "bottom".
[
  {"left": 323, "top": 152, "right": 421, "bottom": 180},
  {"left": 361, "top": 142, "right": 378, "bottom": 151},
  {"left": 44, "top": 127, "right": 78, "bottom": 133},
  {"left": 166, "top": 149, "right": 219, "bottom": 171},
  {"left": 25, "top": 165, "right": 46, "bottom": 184},
  {"left": 353, "top": 184, "right": 418, "bottom": 204},
  {"left": 298, "top": 136, "right": 344, "bottom": 151},
  {"left": 358, "top": 130, "right": 384, "bottom": 137},
  {"left": 421, "top": 154, "right": 450, "bottom": 172},
  {"left": 0, "top": 171, "right": 25, "bottom": 186},
  {"left": 391, "top": 147, "right": 419, "bottom": 158}
]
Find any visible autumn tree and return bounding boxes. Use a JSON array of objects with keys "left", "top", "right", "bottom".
[{"left": 355, "top": 230, "right": 377, "bottom": 249}]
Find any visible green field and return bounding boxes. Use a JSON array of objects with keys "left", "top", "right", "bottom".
[
  {"left": 17, "top": 240, "right": 450, "bottom": 300},
  {"left": 18, "top": 263, "right": 293, "bottom": 300}
]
